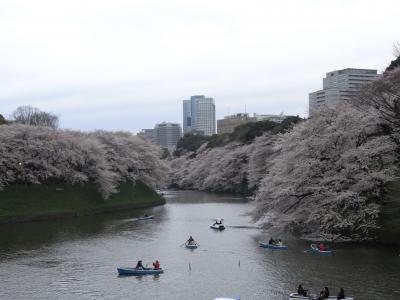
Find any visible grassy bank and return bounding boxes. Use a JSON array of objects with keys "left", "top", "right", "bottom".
[
  {"left": 0, "top": 181, "right": 165, "bottom": 224},
  {"left": 378, "top": 181, "right": 400, "bottom": 244}
]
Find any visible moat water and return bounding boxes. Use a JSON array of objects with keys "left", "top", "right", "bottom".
[{"left": 0, "top": 191, "right": 399, "bottom": 299}]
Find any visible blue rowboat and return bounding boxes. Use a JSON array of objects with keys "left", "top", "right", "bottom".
[
  {"left": 138, "top": 215, "right": 154, "bottom": 220},
  {"left": 307, "top": 244, "right": 332, "bottom": 256},
  {"left": 259, "top": 242, "right": 288, "bottom": 250},
  {"left": 117, "top": 267, "right": 163, "bottom": 276},
  {"left": 185, "top": 243, "right": 198, "bottom": 249}
]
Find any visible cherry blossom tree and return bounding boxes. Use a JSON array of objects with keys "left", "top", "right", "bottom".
[
  {"left": 253, "top": 103, "right": 398, "bottom": 241},
  {"left": 0, "top": 124, "right": 168, "bottom": 199}
]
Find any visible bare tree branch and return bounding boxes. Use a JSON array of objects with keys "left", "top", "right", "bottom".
[{"left": 12, "top": 106, "right": 59, "bottom": 128}]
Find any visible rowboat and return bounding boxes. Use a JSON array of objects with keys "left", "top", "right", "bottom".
[
  {"left": 289, "top": 293, "right": 353, "bottom": 300},
  {"left": 210, "top": 218, "right": 225, "bottom": 230},
  {"left": 307, "top": 244, "right": 332, "bottom": 256},
  {"left": 156, "top": 189, "right": 165, "bottom": 196},
  {"left": 117, "top": 267, "right": 163, "bottom": 276},
  {"left": 185, "top": 243, "right": 198, "bottom": 249},
  {"left": 138, "top": 215, "right": 154, "bottom": 220},
  {"left": 259, "top": 242, "right": 288, "bottom": 250},
  {"left": 210, "top": 224, "right": 225, "bottom": 230}
]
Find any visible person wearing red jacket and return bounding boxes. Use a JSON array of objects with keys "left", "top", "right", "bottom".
[
  {"left": 318, "top": 243, "right": 327, "bottom": 251},
  {"left": 153, "top": 260, "right": 160, "bottom": 270}
]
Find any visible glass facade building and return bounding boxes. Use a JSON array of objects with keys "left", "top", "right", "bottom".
[{"left": 182, "top": 95, "right": 216, "bottom": 136}]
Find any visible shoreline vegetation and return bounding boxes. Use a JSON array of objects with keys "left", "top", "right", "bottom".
[
  {"left": 0, "top": 117, "right": 168, "bottom": 225},
  {"left": 0, "top": 181, "right": 165, "bottom": 224}
]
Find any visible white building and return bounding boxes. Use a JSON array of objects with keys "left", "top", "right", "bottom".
[
  {"left": 309, "top": 68, "right": 381, "bottom": 116},
  {"left": 183, "top": 95, "right": 216, "bottom": 136},
  {"left": 154, "top": 122, "right": 182, "bottom": 151},
  {"left": 253, "top": 113, "right": 287, "bottom": 123}
]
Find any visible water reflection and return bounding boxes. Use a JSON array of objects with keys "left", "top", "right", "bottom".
[
  {"left": 164, "top": 190, "right": 248, "bottom": 203},
  {"left": 0, "top": 205, "right": 168, "bottom": 258}
]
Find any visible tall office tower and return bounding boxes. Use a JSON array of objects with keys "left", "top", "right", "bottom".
[
  {"left": 182, "top": 95, "right": 216, "bottom": 136},
  {"left": 309, "top": 68, "right": 381, "bottom": 116},
  {"left": 182, "top": 100, "right": 192, "bottom": 134},
  {"left": 154, "top": 122, "right": 182, "bottom": 151}
]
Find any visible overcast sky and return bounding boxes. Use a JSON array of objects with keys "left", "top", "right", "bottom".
[{"left": 0, "top": 0, "right": 399, "bottom": 133}]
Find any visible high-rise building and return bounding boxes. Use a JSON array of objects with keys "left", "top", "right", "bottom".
[
  {"left": 183, "top": 95, "right": 216, "bottom": 136},
  {"left": 217, "top": 113, "right": 256, "bottom": 134},
  {"left": 182, "top": 100, "right": 192, "bottom": 134},
  {"left": 154, "top": 122, "right": 182, "bottom": 151},
  {"left": 309, "top": 68, "right": 381, "bottom": 116}
]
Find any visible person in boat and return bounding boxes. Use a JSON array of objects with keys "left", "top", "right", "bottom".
[
  {"left": 135, "top": 260, "right": 144, "bottom": 270},
  {"left": 317, "top": 291, "right": 324, "bottom": 300},
  {"left": 277, "top": 239, "right": 283, "bottom": 246},
  {"left": 337, "top": 288, "right": 345, "bottom": 300},
  {"left": 317, "top": 287, "right": 330, "bottom": 299},
  {"left": 318, "top": 242, "right": 327, "bottom": 251},
  {"left": 268, "top": 238, "right": 276, "bottom": 245},
  {"left": 297, "top": 284, "right": 308, "bottom": 297},
  {"left": 152, "top": 260, "right": 160, "bottom": 270},
  {"left": 144, "top": 214, "right": 149, "bottom": 217},
  {"left": 187, "top": 236, "right": 195, "bottom": 245},
  {"left": 324, "top": 287, "right": 330, "bottom": 298}
]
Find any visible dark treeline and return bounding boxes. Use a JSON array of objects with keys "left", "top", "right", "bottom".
[{"left": 174, "top": 116, "right": 302, "bottom": 156}]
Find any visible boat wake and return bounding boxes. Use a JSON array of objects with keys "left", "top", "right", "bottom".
[{"left": 227, "top": 225, "right": 261, "bottom": 229}]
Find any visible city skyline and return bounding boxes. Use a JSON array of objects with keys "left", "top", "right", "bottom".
[{"left": 0, "top": 1, "right": 399, "bottom": 133}]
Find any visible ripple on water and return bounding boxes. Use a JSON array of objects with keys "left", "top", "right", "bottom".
[{"left": 22, "top": 258, "right": 63, "bottom": 268}]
